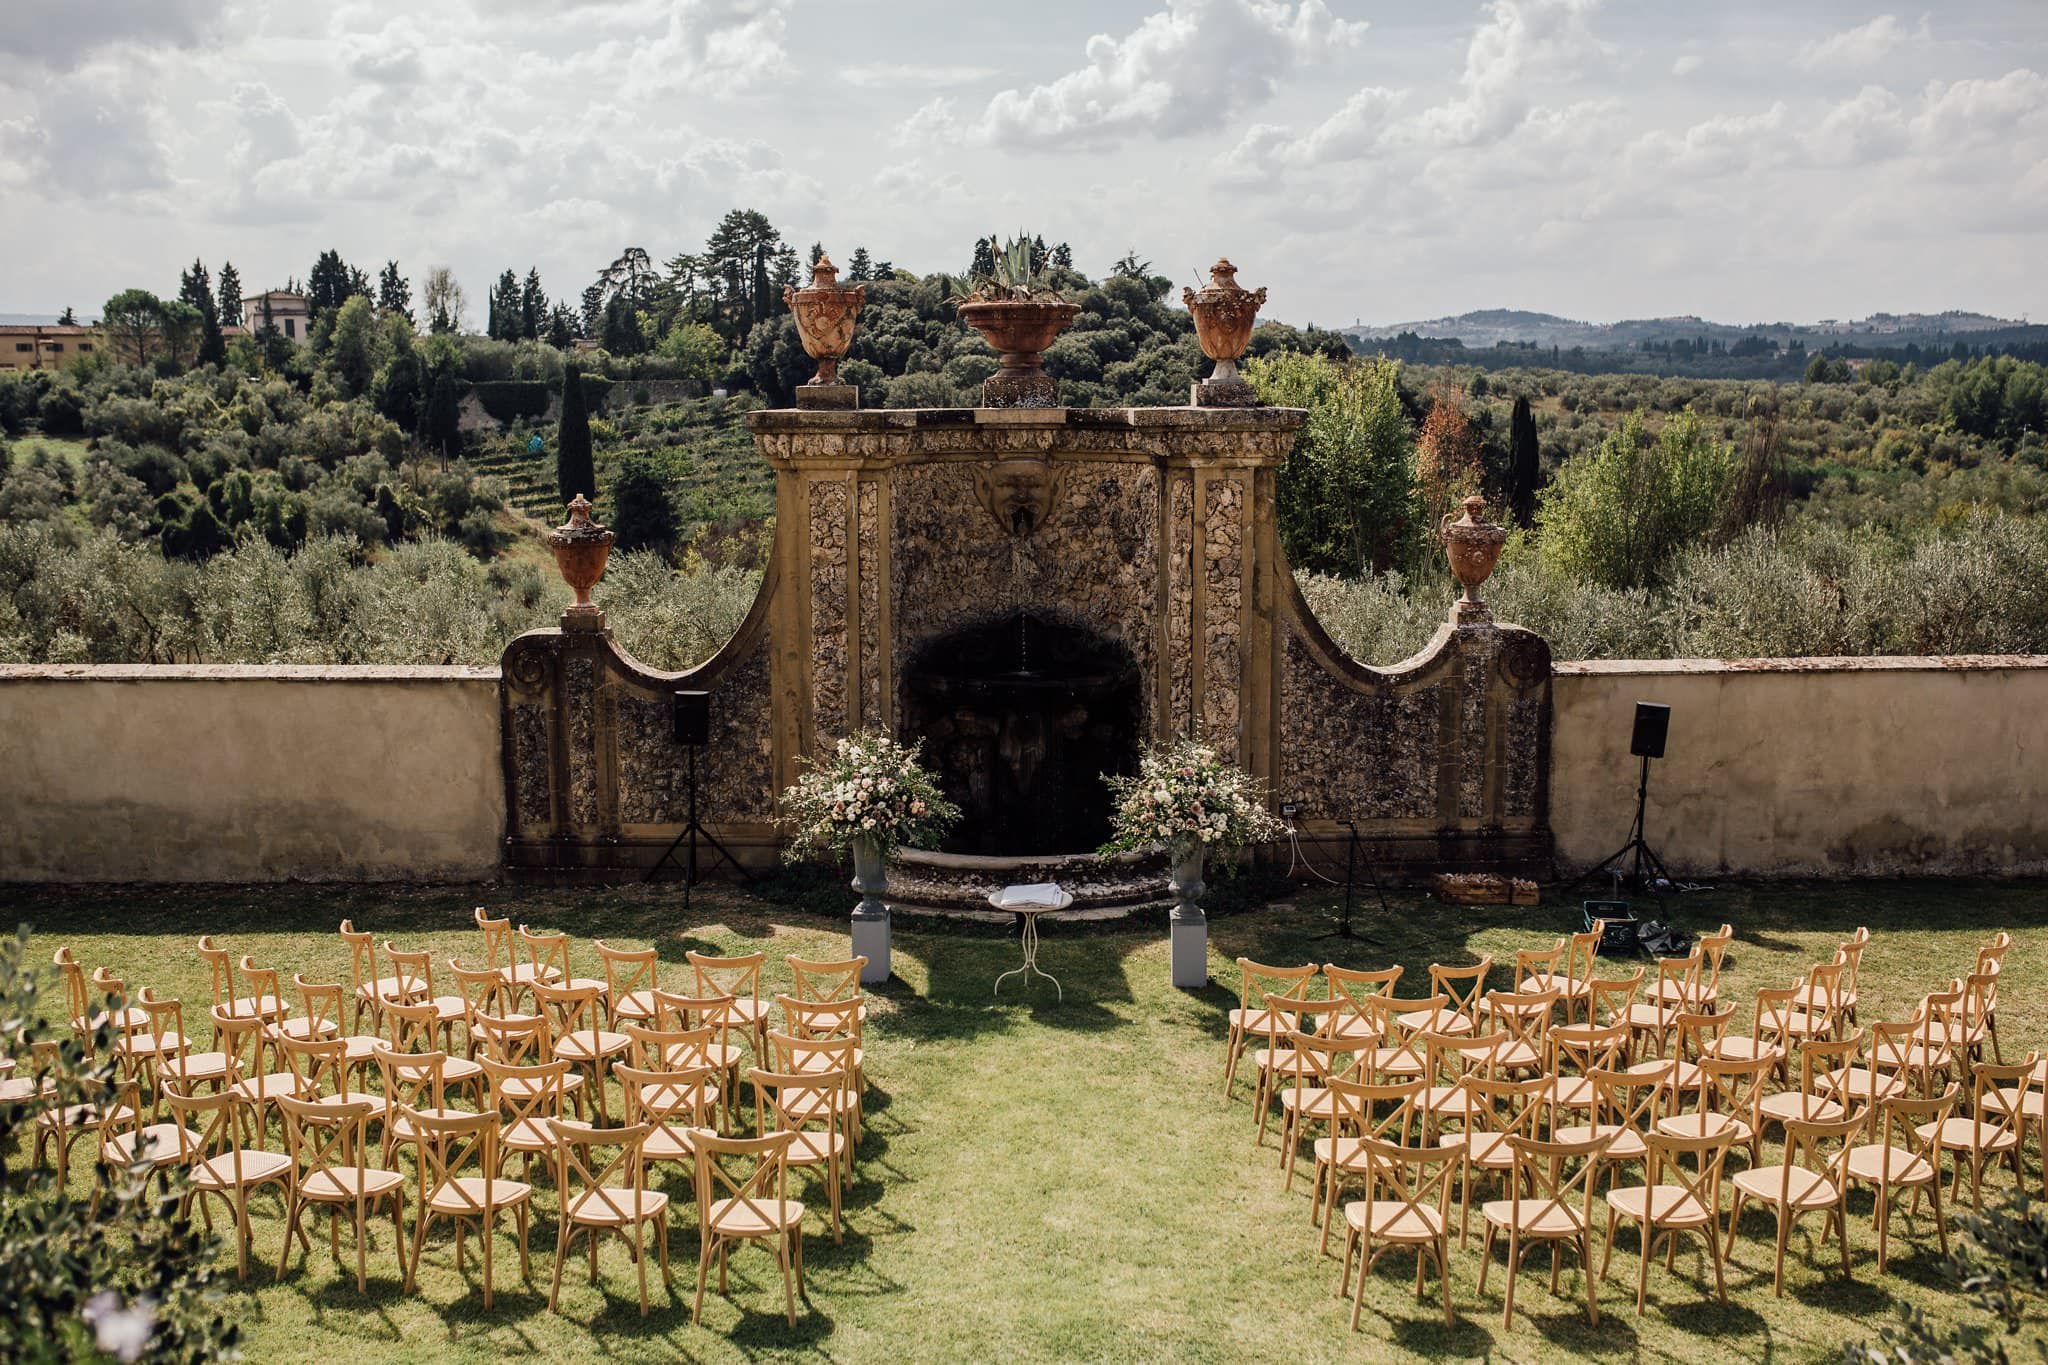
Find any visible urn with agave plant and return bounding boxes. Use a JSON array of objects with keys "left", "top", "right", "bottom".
[
  {"left": 958, "top": 300, "right": 1080, "bottom": 408},
  {"left": 1183, "top": 258, "right": 1267, "bottom": 408},
  {"left": 1441, "top": 494, "right": 1508, "bottom": 620},
  {"left": 548, "top": 494, "right": 615, "bottom": 629},
  {"left": 783, "top": 253, "right": 865, "bottom": 409}
]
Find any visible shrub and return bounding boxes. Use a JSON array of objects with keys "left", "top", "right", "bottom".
[
  {"left": 1537, "top": 407, "right": 1735, "bottom": 589},
  {"left": 467, "top": 380, "right": 552, "bottom": 423}
]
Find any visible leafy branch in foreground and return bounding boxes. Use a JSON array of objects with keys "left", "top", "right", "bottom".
[
  {"left": 1846, "top": 1189, "right": 2048, "bottom": 1364},
  {"left": 0, "top": 927, "right": 238, "bottom": 1362}
]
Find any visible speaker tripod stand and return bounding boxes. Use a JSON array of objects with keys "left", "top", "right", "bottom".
[
  {"left": 1314, "top": 821, "right": 1388, "bottom": 942},
  {"left": 646, "top": 744, "right": 750, "bottom": 907},
  {"left": 1569, "top": 753, "right": 1671, "bottom": 893}
]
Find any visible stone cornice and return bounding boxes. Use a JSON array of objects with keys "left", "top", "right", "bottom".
[{"left": 747, "top": 405, "right": 1306, "bottom": 468}]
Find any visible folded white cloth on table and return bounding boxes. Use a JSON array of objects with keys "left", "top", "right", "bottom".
[{"left": 995, "top": 883, "right": 1064, "bottom": 909}]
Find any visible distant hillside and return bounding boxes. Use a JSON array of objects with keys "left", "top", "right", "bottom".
[
  {"left": 0, "top": 314, "right": 64, "bottom": 326},
  {"left": 1345, "top": 308, "right": 2035, "bottom": 352}
]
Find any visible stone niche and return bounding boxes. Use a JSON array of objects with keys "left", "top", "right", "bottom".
[{"left": 498, "top": 406, "right": 1552, "bottom": 880}]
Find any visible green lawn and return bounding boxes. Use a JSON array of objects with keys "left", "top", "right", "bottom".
[{"left": 5, "top": 878, "right": 2044, "bottom": 1364}]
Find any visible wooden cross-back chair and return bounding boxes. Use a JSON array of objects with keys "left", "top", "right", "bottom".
[
  {"left": 627, "top": 1020, "right": 736, "bottom": 1130},
  {"left": 163, "top": 1086, "right": 293, "bottom": 1281},
  {"left": 1796, "top": 928, "right": 1868, "bottom": 1025},
  {"left": 337, "top": 920, "right": 421, "bottom": 1037},
  {"left": 1479, "top": 988, "right": 1557, "bottom": 1075},
  {"left": 1363, "top": 994, "right": 1445, "bottom": 1084},
  {"left": 593, "top": 940, "right": 661, "bottom": 1031},
  {"left": 1401, "top": 958, "right": 1495, "bottom": 1038},
  {"left": 1314, "top": 1075, "right": 1424, "bottom": 1244},
  {"left": 370, "top": 1042, "right": 461, "bottom": 1165},
  {"left": 212, "top": 1007, "right": 305, "bottom": 1150},
  {"left": 690, "top": 1127, "right": 805, "bottom": 1327},
  {"left": 292, "top": 973, "right": 381, "bottom": 1097},
  {"left": 1510, "top": 939, "right": 1567, "bottom": 1000},
  {"left": 1337, "top": 1133, "right": 1461, "bottom": 1330},
  {"left": 1729, "top": 1106, "right": 1867, "bottom": 1296},
  {"left": 1559, "top": 1062, "right": 1674, "bottom": 1185},
  {"left": 614, "top": 1060, "right": 718, "bottom": 1176},
  {"left": 785, "top": 955, "right": 868, "bottom": 1019},
  {"left": 517, "top": 925, "right": 607, "bottom": 996},
  {"left": 1542, "top": 1020, "right": 1628, "bottom": 1130},
  {"left": 1417, "top": 1030, "right": 1510, "bottom": 1143},
  {"left": 1757, "top": 1033, "right": 1856, "bottom": 1147},
  {"left": 749, "top": 1065, "right": 855, "bottom": 1244},
  {"left": 272, "top": 1033, "right": 379, "bottom": 1114},
  {"left": 1224, "top": 959, "right": 1317, "bottom": 1098},
  {"left": 26, "top": 1038, "right": 132, "bottom": 1185},
  {"left": 1845, "top": 1085, "right": 1957, "bottom": 1273},
  {"left": 763, "top": 1031, "right": 862, "bottom": 1158},
  {"left": 1260, "top": 995, "right": 1348, "bottom": 1147},
  {"left": 1273, "top": 1007, "right": 1361, "bottom": 1184},
  {"left": 547, "top": 1119, "right": 672, "bottom": 1316},
  {"left": 776, "top": 994, "right": 867, "bottom": 1139},
  {"left": 1600, "top": 1125, "right": 1736, "bottom": 1314},
  {"left": 476, "top": 907, "right": 556, "bottom": 1006},
  {"left": 385, "top": 997, "right": 486, "bottom": 1108},
  {"left": 1624, "top": 951, "right": 1702, "bottom": 1062},
  {"left": 399, "top": 1105, "right": 533, "bottom": 1309},
  {"left": 56, "top": 945, "right": 143, "bottom": 1037},
  {"left": 533, "top": 980, "right": 630, "bottom": 1124},
  {"left": 275, "top": 1093, "right": 405, "bottom": 1293},
  {"left": 1440, "top": 1072, "right": 1550, "bottom": 1248},
  {"left": 197, "top": 935, "right": 278, "bottom": 1023},
  {"left": 686, "top": 951, "right": 771, "bottom": 1057},
  {"left": 1924, "top": 1052, "right": 2038, "bottom": 1211},
  {"left": 1661, "top": 1051, "right": 1773, "bottom": 1167},
  {"left": 479, "top": 1054, "right": 576, "bottom": 1183},
  {"left": 1645, "top": 925, "right": 1734, "bottom": 1012},
  {"left": 127, "top": 989, "right": 235, "bottom": 1118},
  {"left": 1321, "top": 964, "right": 1400, "bottom": 1044},
  {"left": 1478, "top": 1130, "right": 1617, "bottom": 1328}
]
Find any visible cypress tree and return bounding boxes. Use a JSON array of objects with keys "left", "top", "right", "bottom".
[
  {"left": 1508, "top": 394, "right": 1541, "bottom": 527},
  {"left": 557, "top": 366, "right": 595, "bottom": 501},
  {"left": 422, "top": 370, "right": 462, "bottom": 457}
]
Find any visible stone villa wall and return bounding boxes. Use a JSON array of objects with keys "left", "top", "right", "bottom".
[
  {"left": 0, "top": 665, "right": 502, "bottom": 882},
  {"left": 1551, "top": 656, "right": 2048, "bottom": 877},
  {"left": 1, "top": 655, "right": 2044, "bottom": 883}
]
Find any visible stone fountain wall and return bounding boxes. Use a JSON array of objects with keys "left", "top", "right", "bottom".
[{"left": 498, "top": 406, "right": 1552, "bottom": 878}]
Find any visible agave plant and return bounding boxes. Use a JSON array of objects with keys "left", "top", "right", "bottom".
[{"left": 952, "top": 232, "right": 1063, "bottom": 304}]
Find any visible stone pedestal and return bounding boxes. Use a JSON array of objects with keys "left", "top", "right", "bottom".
[
  {"left": 1191, "top": 377, "right": 1259, "bottom": 408},
  {"left": 851, "top": 910, "right": 890, "bottom": 985},
  {"left": 1170, "top": 909, "right": 1209, "bottom": 989},
  {"left": 795, "top": 383, "right": 859, "bottom": 411}
]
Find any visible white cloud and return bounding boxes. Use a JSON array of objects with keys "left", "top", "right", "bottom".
[
  {"left": 0, "top": 60, "right": 175, "bottom": 201},
  {"left": 1672, "top": 53, "right": 1703, "bottom": 77},
  {"left": 1406, "top": 0, "right": 1611, "bottom": 150},
  {"left": 0, "top": 0, "right": 225, "bottom": 72},
  {"left": 842, "top": 63, "right": 996, "bottom": 90},
  {"left": 969, "top": 0, "right": 1368, "bottom": 151},
  {"left": 1798, "top": 14, "right": 1930, "bottom": 71}
]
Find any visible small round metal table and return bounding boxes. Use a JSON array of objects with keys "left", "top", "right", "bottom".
[{"left": 990, "top": 888, "right": 1070, "bottom": 1001}]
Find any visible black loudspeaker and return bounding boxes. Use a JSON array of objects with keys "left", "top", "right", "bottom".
[
  {"left": 673, "top": 691, "right": 711, "bottom": 747},
  {"left": 1629, "top": 702, "right": 1670, "bottom": 760}
]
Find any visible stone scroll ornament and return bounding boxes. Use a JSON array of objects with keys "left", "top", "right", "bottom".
[
  {"left": 783, "top": 253, "right": 866, "bottom": 410},
  {"left": 548, "top": 494, "right": 615, "bottom": 630},
  {"left": 1441, "top": 494, "right": 1509, "bottom": 621},
  {"left": 1183, "top": 258, "right": 1267, "bottom": 408}
]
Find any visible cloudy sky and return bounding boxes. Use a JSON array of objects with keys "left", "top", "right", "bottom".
[{"left": 2, "top": 0, "right": 2044, "bottom": 327}]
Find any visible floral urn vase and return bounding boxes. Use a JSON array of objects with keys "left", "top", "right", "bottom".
[
  {"left": 848, "top": 833, "right": 890, "bottom": 985},
  {"left": 783, "top": 253, "right": 865, "bottom": 410},
  {"left": 1441, "top": 495, "right": 1509, "bottom": 622},
  {"left": 1168, "top": 841, "right": 1209, "bottom": 989},
  {"left": 957, "top": 299, "right": 1081, "bottom": 408},
  {"left": 548, "top": 494, "right": 615, "bottom": 631},
  {"left": 1183, "top": 259, "right": 1267, "bottom": 408}
]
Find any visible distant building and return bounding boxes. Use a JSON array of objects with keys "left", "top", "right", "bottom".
[
  {"left": 0, "top": 323, "right": 103, "bottom": 372},
  {"left": 242, "top": 289, "right": 312, "bottom": 345}
]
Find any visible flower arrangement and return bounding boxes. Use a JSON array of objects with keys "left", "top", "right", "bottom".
[
  {"left": 778, "top": 728, "right": 961, "bottom": 860},
  {"left": 1098, "top": 737, "right": 1288, "bottom": 860}
]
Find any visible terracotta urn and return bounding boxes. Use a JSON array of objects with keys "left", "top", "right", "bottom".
[
  {"left": 1182, "top": 258, "right": 1267, "bottom": 406},
  {"left": 783, "top": 253, "right": 865, "bottom": 389},
  {"left": 956, "top": 299, "right": 1081, "bottom": 408},
  {"left": 1441, "top": 495, "right": 1509, "bottom": 616},
  {"left": 548, "top": 494, "right": 615, "bottom": 627}
]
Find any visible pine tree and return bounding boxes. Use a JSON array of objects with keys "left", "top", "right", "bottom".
[
  {"left": 600, "top": 295, "right": 644, "bottom": 355},
  {"left": 807, "top": 241, "right": 825, "bottom": 269},
  {"left": 870, "top": 260, "right": 894, "bottom": 281},
  {"left": 306, "top": 249, "right": 359, "bottom": 317},
  {"left": 970, "top": 237, "right": 996, "bottom": 278},
  {"left": 1508, "top": 394, "right": 1541, "bottom": 527},
  {"left": 557, "top": 365, "right": 595, "bottom": 501},
  {"left": 179, "top": 259, "right": 226, "bottom": 367},
  {"left": 377, "top": 261, "right": 412, "bottom": 323},
  {"left": 1050, "top": 242, "right": 1074, "bottom": 271},
  {"left": 519, "top": 268, "right": 546, "bottom": 340},
  {"left": 216, "top": 262, "right": 242, "bottom": 326},
  {"left": 56, "top": 306, "right": 76, "bottom": 326},
  {"left": 580, "top": 283, "right": 606, "bottom": 338},
  {"left": 846, "top": 247, "right": 872, "bottom": 282}
]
